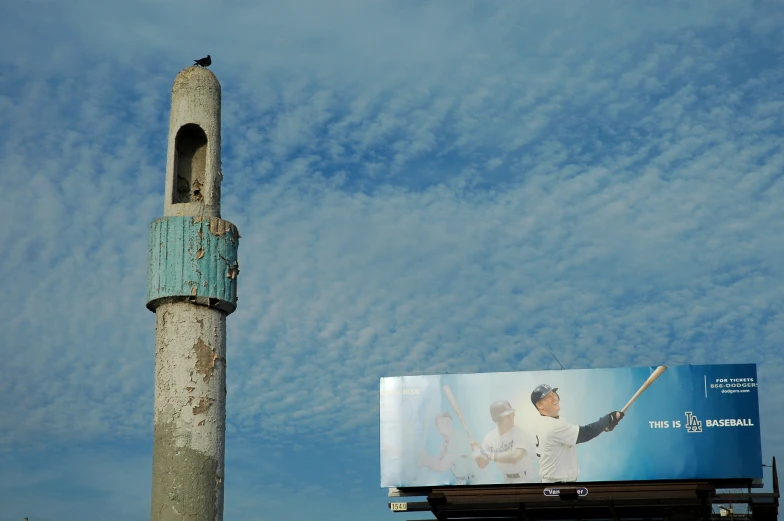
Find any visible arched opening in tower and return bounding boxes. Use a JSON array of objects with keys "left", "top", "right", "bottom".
[{"left": 173, "top": 123, "right": 208, "bottom": 204}]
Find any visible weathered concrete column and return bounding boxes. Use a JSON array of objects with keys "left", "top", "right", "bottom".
[{"left": 146, "top": 66, "right": 239, "bottom": 521}]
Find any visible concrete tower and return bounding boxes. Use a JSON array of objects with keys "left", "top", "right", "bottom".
[{"left": 146, "top": 65, "right": 239, "bottom": 521}]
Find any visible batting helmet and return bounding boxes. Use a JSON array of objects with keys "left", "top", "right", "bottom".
[
  {"left": 434, "top": 411, "right": 453, "bottom": 423},
  {"left": 489, "top": 400, "right": 515, "bottom": 422},
  {"left": 530, "top": 384, "right": 558, "bottom": 407}
]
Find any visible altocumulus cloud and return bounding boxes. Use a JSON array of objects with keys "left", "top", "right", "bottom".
[{"left": 0, "top": 0, "right": 783, "bottom": 519}]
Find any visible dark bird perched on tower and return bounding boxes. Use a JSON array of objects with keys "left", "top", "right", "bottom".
[{"left": 194, "top": 55, "right": 212, "bottom": 67}]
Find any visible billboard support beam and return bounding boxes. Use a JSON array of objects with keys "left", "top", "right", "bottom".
[
  {"left": 388, "top": 479, "right": 780, "bottom": 521},
  {"left": 608, "top": 501, "right": 620, "bottom": 521},
  {"left": 427, "top": 493, "right": 448, "bottom": 521},
  {"left": 515, "top": 503, "right": 529, "bottom": 521}
]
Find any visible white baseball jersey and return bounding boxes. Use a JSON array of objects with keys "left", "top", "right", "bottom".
[
  {"left": 536, "top": 416, "right": 580, "bottom": 483},
  {"left": 481, "top": 425, "right": 540, "bottom": 483},
  {"left": 442, "top": 437, "right": 474, "bottom": 484}
]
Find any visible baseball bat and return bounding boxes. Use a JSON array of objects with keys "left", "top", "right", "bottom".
[
  {"left": 442, "top": 385, "right": 477, "bottom": 444},
  {"left": 621, "top": 365, "right": 667, "bottom": 413},
  {"left": 420, "top": 405, "right": 434, "bottom": 449}
]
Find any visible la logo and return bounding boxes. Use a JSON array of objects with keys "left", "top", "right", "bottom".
[{"left": 684, "top": 412, "right": 702, "bottom": 433}]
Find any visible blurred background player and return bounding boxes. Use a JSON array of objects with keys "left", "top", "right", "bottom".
[
  {"left": 531, "top": 384, "right": 624, "bottom": 483},
  {"left": 471, "top": 400, "right": 540, "bottom": 483},
  {"left": 417, "top": 412, "right": 475, "bottom": 485}
]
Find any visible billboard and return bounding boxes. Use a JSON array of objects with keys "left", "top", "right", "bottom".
[{"left": 380, "top": 364, "right": 762, "bottom": 487}]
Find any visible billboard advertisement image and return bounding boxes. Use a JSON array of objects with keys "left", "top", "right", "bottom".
[{"left": 380, "top": 364, "right": 762, "bottom": 487}]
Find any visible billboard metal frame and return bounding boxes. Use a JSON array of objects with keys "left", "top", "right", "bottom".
[{"left": 386, "top": 458, "right": 778, "bottom": 521}]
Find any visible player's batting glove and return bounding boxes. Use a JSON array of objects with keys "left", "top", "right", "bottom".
[
  {"left": 472, "top": 448, "right": 491, "bottom": 461},
  {"left": 606, "top": 411, "right": 625, "bottom": 431}
]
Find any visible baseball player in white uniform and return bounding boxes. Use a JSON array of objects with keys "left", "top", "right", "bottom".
[
  {"left": 531, "top": 384, "right": 624, "bottom": 483},
  {"left": 471, "top": 400, "right": 540, "bottom": 484},
  {"left": 417, "top": 412, "right": 475, "bottom": 485}
]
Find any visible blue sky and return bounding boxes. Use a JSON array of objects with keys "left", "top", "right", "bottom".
[{"left": 1, "top": 1, "right": 783, "bottom": 519}]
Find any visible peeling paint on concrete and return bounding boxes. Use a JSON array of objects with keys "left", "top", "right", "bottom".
[
  {"left": 194, "top": 338, "right": 218, "bottom": 383},
  {"left": 208, "top": 218, "right": 236, "bottom": 240},
  {"left": 147, "top": 216, "right": 239, "bottom": 314},
  {"left": 226, "top": 262, "right": 239, "bottom": 280},
  {"left": 152, "top": 301, "right": 226, "bottom": 520},
  {"left": 192, "top": 397, "right": 214, "bottom": 415},
  {"left": 153, "top": 301, "right": 226, "bottom": 452}
]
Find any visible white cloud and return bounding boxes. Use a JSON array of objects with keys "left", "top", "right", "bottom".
[{"left": 1, "top": 1, "right": 784, "bottom": 519}]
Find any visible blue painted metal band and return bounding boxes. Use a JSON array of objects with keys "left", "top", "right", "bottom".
[{"left": 146, "top": 216, "right": 239, "bottom": 314}]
